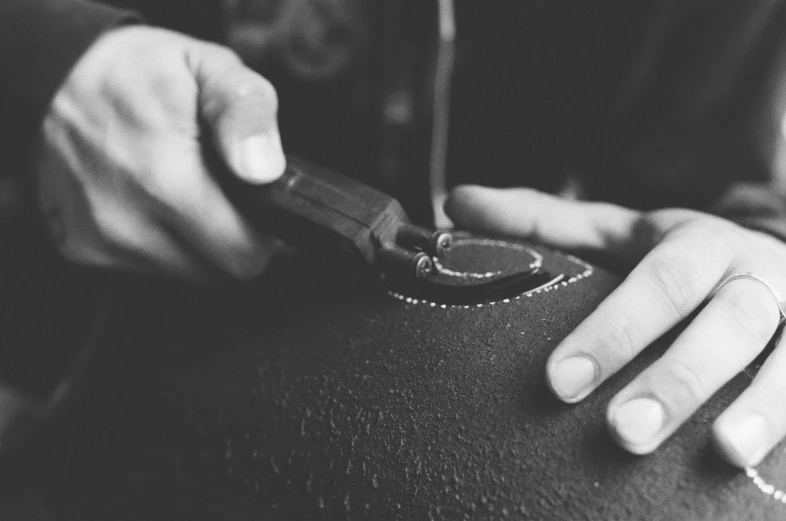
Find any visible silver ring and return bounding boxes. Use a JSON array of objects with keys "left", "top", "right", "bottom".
[{"left": 715, "top": 272, "right": 786, "bottom": 325}]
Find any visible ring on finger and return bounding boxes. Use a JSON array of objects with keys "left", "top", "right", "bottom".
[{"left": 715, "top": 272, "right": 786, "bottom": 325}]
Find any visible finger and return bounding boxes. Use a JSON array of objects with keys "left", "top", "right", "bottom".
[
  {"left": 444, "top": 186, "right": 644, "bottom": 261},
  {"left": 146, "top": 144, "right": 279, "bottom": 280},
  {"left": 190, "top": 44, "right": 285, "bottom": 183},
  {"left": 546, "top": 224, "right": 733, "bottom": 403},
  {"left": 98, "top": 212, "right": 225, "bottom": 282},
  {"left": 604, "top": 278, "right": 781, "bottom": 455},
  {"left": 53, "top": 198, "right": 221, "bottom": 282},
  {"left": 37, "top": 150, "right": 222, "bottom": 282},
  {"left": 714, "top": 328, "right": 786, "bottom": 468}
]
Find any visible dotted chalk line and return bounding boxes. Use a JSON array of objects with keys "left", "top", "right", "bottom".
[
  {"left": 387, "top": 242, "right": 784, "bottom": 509},
  {"left": 746, "top": 467, "right": 786, "bottom": 505},
  {"left": 387, "top": 239, "right": 593, "bottom": 309},
  {"left": 432, "top": 238, "right": 541, "bottom": 280}
]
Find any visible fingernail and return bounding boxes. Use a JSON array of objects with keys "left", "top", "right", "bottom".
[
  {"left": 233, "top": 132, "right": 285, "bottom": 183},
  {"left": 716, "top": 413, "right": 769, "bottom": 467},
  {"left": 610, "top": 397, "right": 665, "bottom": 451},
  {"left": 550, "top": 356, "right": 597, "bottom": 401}
]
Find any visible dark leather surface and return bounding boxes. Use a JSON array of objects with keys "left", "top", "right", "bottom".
[{"left": 3, "top": 233, "right": 785, "bottom": 520}]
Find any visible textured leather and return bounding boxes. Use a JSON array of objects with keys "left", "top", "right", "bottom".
[{"left": 12, "top": 233, "right": 786, "bottom": 520}]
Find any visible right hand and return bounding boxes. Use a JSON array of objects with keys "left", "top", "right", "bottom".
[{"left": 36, "top": 26, "right": 286, "bottom": 282}]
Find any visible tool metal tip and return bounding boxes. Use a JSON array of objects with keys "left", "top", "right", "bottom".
[
  {"left": 430, "top": 231, "right": 452, "bottom": 258},
  {"left": 413, "top": 253, "right": 434, "bottom": 279}
]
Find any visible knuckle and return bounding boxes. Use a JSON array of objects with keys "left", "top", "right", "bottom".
[
  {"left": 666, "top": 214, "right": 734, "bottom": 250},
  {"left": 603, "top": 317, "right": 639, "bottom": 363},
  {"left": 642, "top": 254, "right": 700, "bottom": 320},
  {"left": 202, "top": 68, "right": 279, "bottom": 125},
  {"left": 702, "top": 226, "right": 738, "bottom": 261},
  {"left": 668, "top": 359, "right": 709, "bottom": 403},
  {"left": 679, "top": 215, "right": 726, "bottom": 236},
  {"left": 228, "top": 72, "right": 278, "bottom": 110}
]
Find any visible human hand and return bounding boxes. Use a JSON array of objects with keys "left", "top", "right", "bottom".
[
  {"left": 446, "top": 185, "right": 786, "bottom": 468},
  {"left": 36, "top": 26, "right": 286, "bottom": 281}
]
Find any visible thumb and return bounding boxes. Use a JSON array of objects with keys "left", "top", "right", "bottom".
[
  {"left": 191, "top": 44, "right": 286, "bottom": 183},
  {"left": 445, "top": 185, "right": 643, "bottom": 259}
]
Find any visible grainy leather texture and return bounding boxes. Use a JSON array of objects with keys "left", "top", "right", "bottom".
[{"left": 6, "top": 233, "right": 786, "bottom": 520}]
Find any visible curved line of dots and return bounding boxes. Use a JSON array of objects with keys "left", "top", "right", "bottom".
[
  {"left": 746, "top": 467, "right": 786, "bottom": 505},
  {"left": 388, "top": 249, "right": 594, "bottom": 309}
]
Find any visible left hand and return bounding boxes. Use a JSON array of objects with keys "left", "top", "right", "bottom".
[{"left": 446, "top": 185, "right": 786, "bottom": 468}]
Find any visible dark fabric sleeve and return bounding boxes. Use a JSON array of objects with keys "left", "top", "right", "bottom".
[
  {"left": 583, "top": 0, "right": 786, "bottom": 233},
  {"left": 0, "top": 0, "right": 139, "bottom": 178}
]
